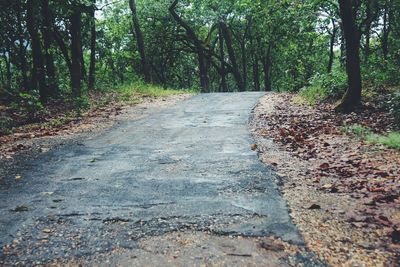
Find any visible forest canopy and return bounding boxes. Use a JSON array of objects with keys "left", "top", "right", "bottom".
[{"left": 0, "top": 0, "right": 399, "bottom": 113}]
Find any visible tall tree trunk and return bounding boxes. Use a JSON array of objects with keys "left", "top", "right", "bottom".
[
  {"left": 53, "top": 28, "right": 72, "bottom": 74},
  {"left": 364, "top": 0, "right": 372, "bottom": 60},
  {"left": 41, "top": 0, "right": 58, "bottom": 95},
  {"left": 169, "top": 0, "right": 209, "bottom": 92},
  {"left": 88, "top": 1, "right": 96, "bottom": 90},
  {"left": 2, "top": 54, "right": 11, "bottom": 91},
  {"left": 253, "top": 55, "right": 260, "bottom": 91},
  {"left": 220, "top": 22, "right": 244, "bottom": 91},
  {"left": 16, "top": 0, "right": 29, "bottom": 91},
  {"left": 26, "top": 0, "right": 47, "bottom": 102},
  {"left": 241, "top": 41, "right": 247, "bottom": 90},
  {"left": 81, "top": 52, "right": 86, "bottom": 80},
  {"left": 382, "top": 1, "right": 391, "bottom": 60},
  {"left": 240, "top": 19, "right": 251, "bottom": 90},
  {"left": 219, "top": 26, "right": 228, "bottom": 92},
  {"left": 129, "top": 0, "right": 151, "bottom": 83},
  {"left": 263, "top": 43, "right": 272, "bottom": 92},
  {"left": 70, "top": 7, "right": 83, "bottom": 98},
  {"left": 336, "top": 0, "right": 362, "bottom": 112},
  {"left": 0, "top": 61, "right": 4, "bottom": 89},
  {"left": 249, "top": 28, "right": 260, "bottom": 91},
  {"left": 327, "top": 20, "right": 337, "bottom": 73}
]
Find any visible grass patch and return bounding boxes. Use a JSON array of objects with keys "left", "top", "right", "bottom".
[
  {"left": 342, "top": 124, "right": 400, "bottom": 150},
  {"left": 299, "top": 85, "right": 328, "bottom": 106},
  {"left": 341, "top": 124, "right": 372, "bottom": 138},
  {"left": 116, "top": 82, "right": 198, "bottom": 100},
  {"left": 366, "top": 132, "right": 400, "bottom": 150}
]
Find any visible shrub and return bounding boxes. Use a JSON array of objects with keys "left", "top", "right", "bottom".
[
  {"left": 0, "top": 116, "right": 13, "bottom": 135},
  {"left": 18, "top": 91, "right": 44, "bottom": 120},
  {"left": 300, "top": 70, "right": 347, "bottom": 105}
]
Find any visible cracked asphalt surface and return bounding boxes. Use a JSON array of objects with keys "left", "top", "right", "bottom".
[{"left": 0, "top": 92, "right": 316, "bottom": 265}]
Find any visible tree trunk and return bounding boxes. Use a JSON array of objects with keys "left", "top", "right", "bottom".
[
  {"left": 70, "top": 7, "right": 83, "bottom": 98},
  {"left": 220, "top": 22, "right": 244, "bottom": 91},
  {"left": 53, "top": 28, "right": 72, "bottom": 74},
  {"left": 327, "top": 20, "right": 337, "bottom": 73},
  {"left": 0, "top": 61, "right": 4, "bottom": 89},
  {"left": 382, "top": 2, "right": 391, "bottom": 60},
  {"left": 129, "top": 0, "right": 151, "bottom": 83},
  {"left": 81, "top": 51, "right": 86, "bottom": 80},
  {"left": 218, "top": 26, "right": 228, "bottom": 92},
  {"left": 88, "top": 1, "right": 96, "bottom": 90},
  {"left": 16, "top": 0, "right": 29, "bottom": 91},
  {"left": 253, "top": 55, "right": 260, "bottom": 91},
  {"left": 364, "top": 0, "right": 372, "bottom": 60},
  {"left": 241, "top": 41, "right": 247, "bottom": 90},
  {"left": 241, "top": 19, "right": 251, "bottom": 90},
  {"left": 263, "top": 43, "right": 272, "bottom": 92},
  {"left": 26, "top": 0, "right": 47, "bottom": 102},
  {"left": 2, "top": 54, "right": 11, "bottom": 91},
  {"left": 169, "top": 0, "right": 209, "bottom": 92},
  {"left": 249, "top": 27, "right": 260, "bottom": 91},
  {"left": 336, "top": 0, "right": 362, "bottom": 112},
  {"left": 41, "top": 0, "right": 58, "bottom": 95}
]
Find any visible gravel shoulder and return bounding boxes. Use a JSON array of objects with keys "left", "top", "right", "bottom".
[{"left": 250, "top": 93, "right": 399, "bottom": 266}]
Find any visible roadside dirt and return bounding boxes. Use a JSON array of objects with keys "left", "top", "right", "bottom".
[
  {"left": 48, "top": 232, "right": 319, "bottom": 267},
  {"left": 251, "top": 93, "right": 400, "bottom": 266}
]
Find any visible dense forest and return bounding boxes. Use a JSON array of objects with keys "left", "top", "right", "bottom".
[{"left": 0, "top": 0, "right": 399, "bottom": 115}]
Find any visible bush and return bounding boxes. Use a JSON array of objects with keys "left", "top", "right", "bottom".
[
  {"left": 18, "top": 91, "right": 44, "bottom": 120},
  {"left": 0, "top": 116, "right": 13, "bottom": 135},
  {"left": 300, "top": 70, "right": 347, "bottom": 104}
]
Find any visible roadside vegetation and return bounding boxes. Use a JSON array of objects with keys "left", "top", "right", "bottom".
[{"left": 0, "top": 82, "right": 195, "bottom": 136}]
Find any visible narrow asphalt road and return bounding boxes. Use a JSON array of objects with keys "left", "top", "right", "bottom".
[{"left": 0, "top": 93, "right": 310, "bottom": 265}]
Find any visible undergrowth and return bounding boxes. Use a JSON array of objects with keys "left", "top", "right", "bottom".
[
  {"left": 342, "top": 124, "right": 400, "bottom": 150},
  {"left": 299, "top": 70, "right": 347, "bottom": 105},
  {"left": 0, "top": 81, "right": 197, "bottom": 136}
]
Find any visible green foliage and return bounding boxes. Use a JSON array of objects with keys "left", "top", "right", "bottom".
[
  {"left": 18, "top": 91, "right": 45, "bottom": 120},
  {"left": 366, "top": 132, "right": 400, "bottom": 150},
  {"left": 300, "top": 70, "right": 347, "bottom": 104},
  {"left": 388, "top": 90, "right": 400, "bottom": 127},
  {"left": 1, "top": 0, "right": 400, "bottom": 109},
  {"left": 73, "top": 96, "right": 90, "bottom": 116},
  {"left": 116, "top": 81, "right": 198, "bottom": 101},
  {"left": 362, "top": 55, "right": 400, "bottom": 87},
  {"left": 0, "top": 116, "right": 13, "bottom": 135},
  {"left": 342, "top": 124, "right": 400, "bottom": 150},
  {"left": 341, "top": 124, "right": 372, "bottom": 138}
]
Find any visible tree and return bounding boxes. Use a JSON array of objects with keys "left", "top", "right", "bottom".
[
  {"left": 129, "top": 0, "right": 151, "bottom": 83},
  {"left": 41, "top": 0, "right": 58, "bottom": 95},
  {"left": 169, "top": 0, "right": 210, "bottom": 92},
  {"left": 219, "top": 22, "right": 244, "bottom": 91},
  {"left": 26, "top": 0, "right": 47, "bottom": 102},
  {"left": 336, "top": 0, "right": 362, "bottom": 113},
  {"left": 88, "top": 0, "right": 96, "bottom": 90},
  {"left": 70, "top": 4, "right": 83, "bottom": 97}
]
